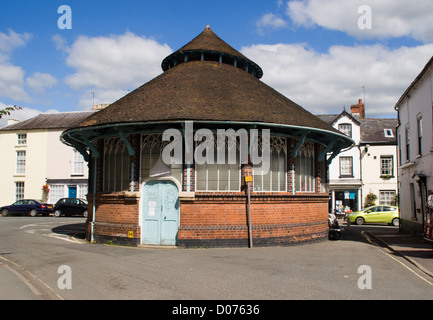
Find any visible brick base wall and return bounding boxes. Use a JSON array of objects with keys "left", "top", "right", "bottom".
[
  {"left": 86, "top": 193, "right": 141, "bottom": 246},
  {"left": 86, "top": 192, "right": 329, "bottom": 248},
  {"left": 177, "top": 192, "right": 329, "bottom": 248}
]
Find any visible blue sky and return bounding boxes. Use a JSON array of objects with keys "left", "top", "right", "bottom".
[{"left": 1, "top": 0, "right": 433, "bottom": 126}]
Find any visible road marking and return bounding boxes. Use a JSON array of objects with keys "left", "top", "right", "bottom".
[
  {"left": 0, "top": 256, "right": 64, "bottom": 300},
  {"left": 1, "top": 262, "right": 42, "bottom": 297},
  {"left": 362, "top": 231, "right": 433, "bottom": 287},
  {"left": 20, "top": 222, "right": 85, "bottom": 244}
]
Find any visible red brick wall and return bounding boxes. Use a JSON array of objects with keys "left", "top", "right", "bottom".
[
  {"left": 178, "top": 192, "right": 329, "bottom": 247},
  {"left": 86, "top": 193, "right": 141, "bottom": 245}
]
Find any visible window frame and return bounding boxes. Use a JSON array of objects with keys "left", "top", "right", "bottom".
[
  {"left": 17, "top": 133, "right": 27, "bottom": 145},
  {"left": 195, "top": 133, "right": 242, "bottom": 192},
  {"left": 405, "top": 125, "right": 410, "bottom": 161},
  {"left": 417, "top": 116, "right": 422, "bottom": 156},
  {"left": 379, "top": 190, "right": 396, "bottom": 206},
  {"left": 16, "top": 150, "right": 26, "bottom": 174},
  {"left": 339, "top": 156, "right": 353, "bottom": 178},
  {"left": 253, "top": 136, "right": 287, "bottom": 192},
  {"left": 295, "top": 141, "right": 315, "bottom": 193},
  {"left": 380, "top": 155, "right": 394, "bottom": 177},
  {"left": 72, "top": 149, "right": 85, "bottom": 175},
  {"left": 15, "top": 182, "right": 25, "bottom": 201},
  {"left": 338, "top": 123, "right": 352, "bottom": 138}
]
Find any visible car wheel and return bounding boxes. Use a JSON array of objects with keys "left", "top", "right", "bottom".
[
  {"left": 1, "top": 209, "right": 9, "bottom": 217},
  {"left": 54, "top": 210, "right": 62, "bottom": 217},
  {"left": 392, "top": 218, "right": 399, "bottom": 227},
  {"left": 29, "top": 209, "right": 38, "bottom": 217},
  {"left": 355, "top": 217, "right": 365, "bottom": 225},
  {"left": 83, "top": 210, "right": 88, "bottom": 218}
]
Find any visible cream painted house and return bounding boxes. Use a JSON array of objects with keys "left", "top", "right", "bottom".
[{"left": 0, "top": 111, "right": 94, "bottom": 207}]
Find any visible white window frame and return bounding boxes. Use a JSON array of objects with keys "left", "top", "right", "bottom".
[
  {"left": 16, "top": 150, "right": 26, "bottom": 174},
  {"left": 49, "top": 184, "right": 66, "bottom": 204},
  {"left": 338, "top": 123, "right": 352, "bottom": 138},
  {"left": 15, "top": 182, "right": 25, "bottom": 201},
  {"left": 380, "top": 156, "right": 393, "bottom": 176},
  {"left": 73, "top": 149, "right": 85, "bottom": 175},
  {"left": 17, "top": 133, "right": 27, "bottom": 145},
  {"left": 339, "top": 156, "right": 353, "bottom": 177},
  {"left": 379, "top": 190, "right": 396, "bottom": 206}
]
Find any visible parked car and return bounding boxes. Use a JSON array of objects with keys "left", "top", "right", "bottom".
[
  {"left": 53, "top": 198, "right": 88, "bottom": 217},
  {"left": 348, "top": 205, "right": 399, "bottom": 226},
  {"left": 0, "top": 199, "right": 53, "bottom": 217}
]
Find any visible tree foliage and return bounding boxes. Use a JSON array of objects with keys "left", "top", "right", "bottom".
[{"left": 0, "top": 105, "right": 22, "bottom": 119}]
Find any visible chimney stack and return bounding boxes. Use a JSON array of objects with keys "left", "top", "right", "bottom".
[{"left": 350, "top": 98, "right": 365, "bottom": 119}]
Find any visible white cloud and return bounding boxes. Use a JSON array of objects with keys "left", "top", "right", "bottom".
[
  {"left": 62, "top": 31, "right": 172, "bottom": 108},
  {"left": 241, "top": 42, "right": 433, "bottom": 116},
  {"left": 286, "top": 0, "right": 433, "bottom": 41},
  {"left": 0, "top": 101, "right": 57, "bottom": 128},
  {"left": 0, "top": 30, "right": 32, "bottom": 102},
  {"left": 0, "top": 29, "right": 31, "bottom": 62},
  {"left": 26, "top": 72, "right": 58, "bottom": 93},
  {"left": 256, "top": 13, "right": 288, "bottom": 34},
  {"left": 0, "top": 64, "right": 31, "bottom": 102}
]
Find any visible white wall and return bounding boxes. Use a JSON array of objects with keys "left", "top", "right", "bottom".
[
  {"left": 0, "top": 130, "right": 49, "bottom": 206},
  {"left": 397, "top": 68, "right": 433, "bottom": 229},
  {"left": 361, "top": 144, "right": 398, "bottom": 206}
]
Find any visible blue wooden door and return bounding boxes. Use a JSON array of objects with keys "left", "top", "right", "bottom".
[
  {"left": 142, "top": 181, "right": 179, "bottom": 245},
  {"left": 68, "top": 186, "right": 77, "bottom": 198}
]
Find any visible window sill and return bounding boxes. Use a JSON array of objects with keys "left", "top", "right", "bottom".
[{"left": 339, "top": 175, "right": 354, "bottom": 179}]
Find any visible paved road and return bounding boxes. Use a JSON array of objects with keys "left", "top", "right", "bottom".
[{"left": 0, "top": 216, "right": 432, "bottom": 301}]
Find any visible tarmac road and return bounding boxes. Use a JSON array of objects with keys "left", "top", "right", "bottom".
[{"left": 0, "top": 216, "right": 432, "bottom": 301}]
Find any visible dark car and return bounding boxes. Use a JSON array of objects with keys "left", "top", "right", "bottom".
[
  {"left": 0, "top": 199, "right": 53, "bottom": 217},
  {"left": 53, "top": 198, "right": 88, "bottom": 217}
]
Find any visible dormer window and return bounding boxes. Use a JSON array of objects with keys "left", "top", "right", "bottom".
[
  {"left": 384, "top": 129, "right": 394, "bottom": 138},
  {"left": 338, "top": 124, "right": 352, "bottom": 137}
]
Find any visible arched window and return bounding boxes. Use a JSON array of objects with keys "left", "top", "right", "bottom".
[
  {"left": 140, "top": 134, "right": 183, "bottom": 184},
  {"left": 252, "top": 137, "right": 287, "bottom": 192},
  {"left": 295, "top": 141, "right": 315, "bottom": 192},
  {"left": 103, "top": 137, "right": 130, "bottom": 192}
]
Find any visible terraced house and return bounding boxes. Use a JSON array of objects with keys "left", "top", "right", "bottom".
[{"left": 0, "top": 112, "right": 93, "bottom": 207}]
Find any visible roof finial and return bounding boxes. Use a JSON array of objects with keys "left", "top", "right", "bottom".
[{"left": 205, "top": 24, "right": 210, "bottom": 30}]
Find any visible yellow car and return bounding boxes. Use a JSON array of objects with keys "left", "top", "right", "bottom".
[{"left": 348, "top": 205, "right": 399, "bottom": 226}]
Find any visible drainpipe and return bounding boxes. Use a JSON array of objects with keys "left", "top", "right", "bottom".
[
  {"left": 358, "top": 145, "right": 363, "bottom": 210},
  {"left": 91, "top": 156, "right": 97, "bottom": 242},
  {"left": 246, "top": 172, "right": 253, "bottom": 248}
]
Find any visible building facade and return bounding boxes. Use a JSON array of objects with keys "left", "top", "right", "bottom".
[
  {"left": 0, "top": 112, "right": 93, "bottom": 207},
  {"left": 395, "top": 55, "right": 433, "bottom": 236},
  {"left": 319, "top": 99, "right": 398, "bottom": 214},
  {"left": 62, "top": 26, "right": 353, "bottom": 247}
]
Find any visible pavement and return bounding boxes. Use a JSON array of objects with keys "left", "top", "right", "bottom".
[{"left": 358, "top": 226, "right": 433, "bottom": 279}]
